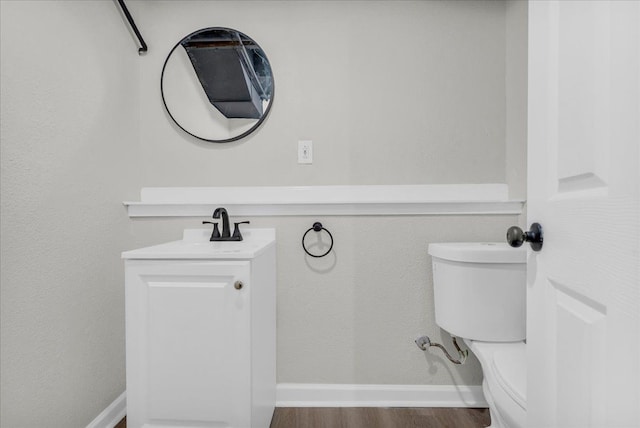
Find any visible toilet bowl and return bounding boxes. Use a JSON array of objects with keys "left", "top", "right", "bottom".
[{"left": 428, "top": 242, "right": 527, "bottom": 428}]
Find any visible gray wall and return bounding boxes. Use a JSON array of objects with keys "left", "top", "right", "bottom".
[
  {"left": 0, "top": 0, "right": 527, "bottom": 426},
  {"left": 130, "top": 0, "right": 526, "bottom": 385},
  {"left": 505, "top": 0, "right": 528, "bottom": 201},
  {"left": 135, "top": 0, "right": 507, "bottom": 186},
  {"left": 0, "top": 1, "right": 140, "bottom": 427},
  {"left": 130, "top": 215, "right": 519, "bottom": 387}
]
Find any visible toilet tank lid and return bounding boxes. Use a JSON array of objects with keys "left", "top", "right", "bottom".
[{"left": 428, "top": 242, "right": 526, "bottom": 264}]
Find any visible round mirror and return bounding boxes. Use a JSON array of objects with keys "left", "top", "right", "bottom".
[{"left": 161, "top": 27, "right": 274, "bottom": 143}]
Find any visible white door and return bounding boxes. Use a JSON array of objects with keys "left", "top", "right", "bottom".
[
  {"left": 527, "top": 1, "right": 639, "bottom": 427},
  {"left": 125, "top": 260, "right": 252, "bottom": 428}
]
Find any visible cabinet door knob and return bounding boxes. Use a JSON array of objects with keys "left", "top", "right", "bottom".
[{"left": 234, "top": 281, "right": 244, "bottom": 290}]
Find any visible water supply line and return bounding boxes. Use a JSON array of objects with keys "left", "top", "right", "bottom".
[{"left": 415, "top": 335, "right": 468, "bottom": 365}]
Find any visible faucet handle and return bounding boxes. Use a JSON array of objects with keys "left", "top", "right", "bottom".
[
  {"left": 202, "top": 221, "right": 221, "bottom": 240},
  {"left": 232, "top": 221, "right": 250, "bottom": 241}
]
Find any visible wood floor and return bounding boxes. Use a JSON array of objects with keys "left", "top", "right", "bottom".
[
  {"left": 116, "top": 407, "right": 490, "bottom": 428},
  {"left": 271, "top": 408, "right": 490, "bottom": 428}
]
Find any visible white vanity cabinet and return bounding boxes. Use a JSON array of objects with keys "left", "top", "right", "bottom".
[{"left": 122, "top": 229, "right": 276, "bottom": 428}]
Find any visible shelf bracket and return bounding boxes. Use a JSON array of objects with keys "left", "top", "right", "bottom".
[{"left": 116, "top": 0, "right": 147, "bottom": 54}]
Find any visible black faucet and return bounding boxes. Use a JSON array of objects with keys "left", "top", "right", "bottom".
[
  {"left": 202, "top": 207, "right": 250, "bottom": 241},
  {"left": 213, "top": 207, "right": 231, "bottom": 238}
]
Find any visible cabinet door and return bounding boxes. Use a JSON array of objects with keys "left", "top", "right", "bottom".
[{"left": 125, "top": 260, "right": 252, "bottom": 428}]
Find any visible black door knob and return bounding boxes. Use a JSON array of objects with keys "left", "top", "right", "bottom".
[{"left": 506, "top": 223, "right": 543, "bottom": 252}]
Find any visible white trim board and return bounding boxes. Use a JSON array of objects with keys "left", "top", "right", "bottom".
[
  {"left": 85, "top": 391, "right": 126, "bottom": 428},
  {"left": 276, "top": 383, "right": 488, "bottom": 408},
  {"left": 88, "top": 384, "right": 486, "bottom": 423},
  {"left": 124, "top": 184, "right": 524, "bottom": 217}
]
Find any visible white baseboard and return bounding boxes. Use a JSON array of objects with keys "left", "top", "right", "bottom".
[
  {"left": 86, "top": 391, "right": 126, "bottom": 428},
  {"left": 276, "top": 383, "right": 487, "bottom": 408},
  {"left": 88, "top": 384, "right": 485, "bottom": 424}
]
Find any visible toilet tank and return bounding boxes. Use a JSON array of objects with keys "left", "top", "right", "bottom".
[{"left": 428, "top": 243, "right": 526, "bottom": 342}]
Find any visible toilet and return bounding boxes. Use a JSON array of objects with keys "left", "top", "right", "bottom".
[{"left": 428, "top": 242, "right": 527, "bottom": 428}]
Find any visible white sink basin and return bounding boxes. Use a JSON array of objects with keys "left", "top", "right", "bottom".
[{"left": 122, "top": 228, "right": 275, "bottom": 260}]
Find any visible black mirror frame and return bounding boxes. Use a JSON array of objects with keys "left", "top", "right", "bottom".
[{"left": 160, "top": 27, "right": 275, "bottom": 144}]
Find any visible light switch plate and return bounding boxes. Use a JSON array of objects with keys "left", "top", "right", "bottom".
[{"left": 298, "top": 140, "right": 313, "bottom": 164}]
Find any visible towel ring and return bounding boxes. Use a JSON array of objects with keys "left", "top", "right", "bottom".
[{"left": 302, "top": 222, "right": 334, "bottom": 258}]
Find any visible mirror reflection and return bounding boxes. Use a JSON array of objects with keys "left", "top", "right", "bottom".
[{"left": 161, "top": 27, "right": 274, "bottom": 143}]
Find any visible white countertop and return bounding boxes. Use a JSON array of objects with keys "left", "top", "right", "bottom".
[{"left": 122, "top": 228, "right": 276, "bottom": 260}]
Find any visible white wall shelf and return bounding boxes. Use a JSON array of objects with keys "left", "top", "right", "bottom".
[{"left": 123, "top": 184, "right": 524, "bottom": 217}]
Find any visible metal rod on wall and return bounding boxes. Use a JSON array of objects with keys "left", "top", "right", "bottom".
[{"left": 117, "top": 0, "right": 148, "bottom": 54}]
